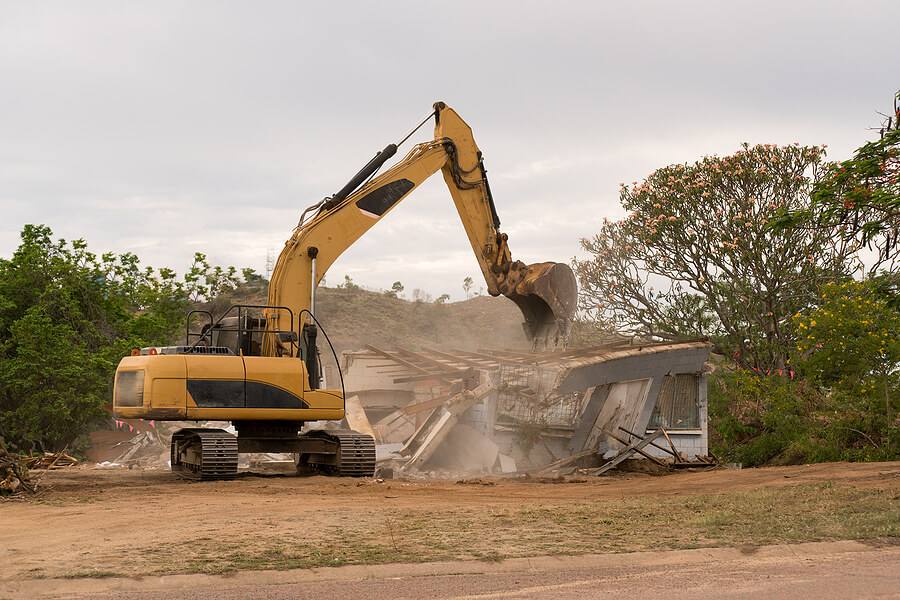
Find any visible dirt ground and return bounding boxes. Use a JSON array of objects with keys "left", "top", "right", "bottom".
[{"left": 2, "top": 461, "right": 898, "bottom": 583}]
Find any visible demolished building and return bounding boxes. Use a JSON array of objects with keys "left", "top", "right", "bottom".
[{"left": 342, "top": 340, "right": 714, "bottom": 474}]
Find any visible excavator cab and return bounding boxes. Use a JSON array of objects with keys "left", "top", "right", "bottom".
[
  {"left": 203, "top": 316, "right": 267, "bottom": 357},
  {"left": 189, "top": 305, "right": 300, "bottom": 358}
]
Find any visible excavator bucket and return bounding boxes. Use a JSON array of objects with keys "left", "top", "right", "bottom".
[{"left": 507, "top": 262, "right": 578, "bottom": 350}]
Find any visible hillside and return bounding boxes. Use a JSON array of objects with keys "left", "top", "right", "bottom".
[
  {"left": 208, "top": 285, "right": 532, "bottom": 356},
  {"left": 202, "top": 283, "right": 610, "bottom": 356},
  {"left": 312, "top": 287, "right": 536, "bottom": 355}
]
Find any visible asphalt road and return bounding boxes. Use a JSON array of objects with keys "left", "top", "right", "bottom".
[{"left": 8, "top": 541, "right": 899, "bottom": 600}]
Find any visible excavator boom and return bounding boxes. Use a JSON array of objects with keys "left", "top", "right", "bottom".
[{"left": 266, "top": 102, "right": 577, "bottom": 354}]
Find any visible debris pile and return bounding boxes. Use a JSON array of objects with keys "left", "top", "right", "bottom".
[
  {"left": 343, "top": 341, "right": 718, "bottom": 478},
  {"left": 1, "top": 438, "right": 87, "bottom": 494},
  {"left": 88, "top": 422, "right": 170, "bottom": 468},
  {"left": 24, "top": 452, "right": 79, "bottom": 470},
  {"left": 1, "top": 439, "right": 34, "bottom": 494}
]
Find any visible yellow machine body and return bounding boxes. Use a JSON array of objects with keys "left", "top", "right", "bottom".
[{"left": 113, "top": 354, "right": 343, "bottom": 422}]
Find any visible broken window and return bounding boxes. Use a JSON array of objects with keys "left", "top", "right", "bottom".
[
  {"left": 496, "top": 363, "right": 579, "bottom": 427},
  {"left": 648, "top": 374, "right": 699, "bottom": 430}
]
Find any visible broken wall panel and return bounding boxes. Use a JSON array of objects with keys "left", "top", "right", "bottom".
[{"left": 580, "top": 378, "right": 653, "bottom": 453}]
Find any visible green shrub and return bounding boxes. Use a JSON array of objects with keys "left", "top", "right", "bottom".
[{"left": 708, "top": 369, "right": 898, "bottom": 467}]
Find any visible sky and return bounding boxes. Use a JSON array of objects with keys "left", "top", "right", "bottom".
[{"left": 1, "top": 1, "right": 898, "bottom": 301}]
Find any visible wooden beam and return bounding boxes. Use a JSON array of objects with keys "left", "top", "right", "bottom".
[
  {"left": 617, "top": 426, "right": 678, "bottom": 458},
  {"left": 421, "top": 346, "right": 495, "bottom": 369},
  {"left": 365, "top": 344, "right": 455, "bottom": 385},
  {"left": 590, "top": 430, "right": 665, "bottom": 475},
  {"left": 404, "top": 395, "right": 452, "bottom": 415},
  {"left": 602, "top": 430, "right": 669, "bottom": 468}
]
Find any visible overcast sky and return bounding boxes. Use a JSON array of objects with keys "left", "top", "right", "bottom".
[{"left": 1, "top": 1, "right": 898, "bottom": 301}]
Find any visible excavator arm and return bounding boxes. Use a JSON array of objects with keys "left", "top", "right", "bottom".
[{"left": 265, "top": 102, "right": 577, "bottom": 357}]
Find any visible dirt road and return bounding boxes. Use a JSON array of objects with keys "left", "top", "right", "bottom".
[
  {"left": 5, "top": 542, "right": 899, "bottom": 599},
  {"left": 1, "top": 461, "right": 898, "bottom": 596}
]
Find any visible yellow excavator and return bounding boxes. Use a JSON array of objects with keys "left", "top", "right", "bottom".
[{"left": 112, "top": 102, "right": 577, "bottom": 480}]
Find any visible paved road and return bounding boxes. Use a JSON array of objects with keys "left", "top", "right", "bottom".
[{"left": 7, "top": 541, "right": 899, "bottom": 600}]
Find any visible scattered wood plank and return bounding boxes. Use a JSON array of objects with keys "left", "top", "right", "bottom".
[
  {"left": 590, "top": 430, "right": 665, "bottom": 476},
  {"left": 404, "top": 394, "right": 452, "bottom": 416},
  {"left": 344, "top": 395, "right": 376, "bottom": 439},
  {"left": 659, "top": 428, "right": 680, "bottom": 458},
  {"left": 535, "top": 445, "right": 601, "bottom": 476},
  {"left": 602, "top": 430, "right": 669, "bottom": 468},
  {"left": 0, "top": 439, "right": 36, "bottom": 494},
  {"left": 617, "top": 426, "right": 678, "bottom": 458}
]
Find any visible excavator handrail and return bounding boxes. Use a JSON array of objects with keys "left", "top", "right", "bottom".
[{"left": 187, "top": 304, "right": 298, "bottom": 356}]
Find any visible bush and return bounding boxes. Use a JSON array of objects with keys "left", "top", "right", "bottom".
[{"left": 709, "top": 369, "right": 899, "bottom": 467}]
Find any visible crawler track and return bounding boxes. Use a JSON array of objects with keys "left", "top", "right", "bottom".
[
  {"left": 302, "top": 429, "right": 376, "bottom": 477},
  {"left": 171, "top": 428, "right": 239, "bottom": 481}
]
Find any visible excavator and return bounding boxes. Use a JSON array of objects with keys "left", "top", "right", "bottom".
[{"left": 112, "top": 102, "right": 577, "bottom": 480}]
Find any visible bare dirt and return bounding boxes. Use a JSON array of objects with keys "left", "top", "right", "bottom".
[{"left": 2, "top": 460, "right": 898, "bottom": 586}]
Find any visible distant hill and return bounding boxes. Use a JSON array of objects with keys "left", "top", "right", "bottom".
[
  {"left": 314, "top": 287, "right": 531, "bottom": 356},
  {"left": 200, "top": 283, "right": 608, "bottom": 357}
]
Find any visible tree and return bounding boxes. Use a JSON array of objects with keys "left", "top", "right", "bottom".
[
  {"left": 0, "top": 225, "right": 189, "bottom": 452},
  {"left": 338, "top": 275, "right": 359, "bottom": 290},
  {"left": 794, "top": 279, "right": 900, "bottom": 422},
  {"left": 241, "top": 267, "right": 268, "bottom": 288},
  {"left": 462, "top": 276, "right": 473, "bottom": 299},
  {"left": 412, "top": 288, "right": 432, "bottom": 304},
  {"left": 384, "top": 280, "right": 404, "bottom": 298},
  {"left": 574, "top": 143, "right": 856, "bottom": 371},
  {"left": 184, "top": 253, "right": 240, "bottom": 301},
  {"left": 780, "top": 91, "right": 900, "bottom": 274}
]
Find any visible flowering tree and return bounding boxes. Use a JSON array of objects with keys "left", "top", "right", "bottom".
[
  {"left": 781, "top": 91, "right": 900, "bottom": 274},
  {"left": 575, "top": 143, "right": 856, "bottom": 371},
  {"left": 794, "top": 280, "right": 900, "bottom": 422}
]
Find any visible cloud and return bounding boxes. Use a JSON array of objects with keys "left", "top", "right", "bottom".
[{"left": 1, "top": 1, "right": 898, "bottom": 301}]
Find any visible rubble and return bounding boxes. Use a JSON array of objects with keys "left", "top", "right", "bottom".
[
  {"left": 25, "top": 452, "right": 79, "bottom": 470},
  {"left": 345, "top": 340, "right": 718, "bottom": 478},
  {"left": 87, "top": 422, "right": 169, "bottom": 469},
  {"left": 0, "top": 439, "right": 34, "bottom": 494}
]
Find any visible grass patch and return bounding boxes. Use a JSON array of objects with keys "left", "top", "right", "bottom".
[
  {"left": 102, "top": 484, "right": 900, "bottom": 577},
  {"left": 61, "top": 570, "right": 119, "bottom": 579}
]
